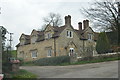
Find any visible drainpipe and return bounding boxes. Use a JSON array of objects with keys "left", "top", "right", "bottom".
[
  {"left": 54, "top": 38, "right": 56, "bottom": 57},
  {"left": 83, "top": 40, "right": 85, "bottom": 52}
]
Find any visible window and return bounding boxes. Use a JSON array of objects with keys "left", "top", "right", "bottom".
[
  {"left": 45, "top": 33, "right": 52, "bottom": 39},
  {"left": 20, "top": 39, "right": 25, "bottom": 45},
  {"left": 67, "top": 31, "right": 69, "bottom": 36},
  {"left": 88, "top": 33, "right": 92, "bottom": 40},
  {"left": 47, "top": 49, "right": 52, "bottom": 57},
  {"left": 31, "top": 35, "right": 37, "bottom": 44},
  {"left": 48, "top": 33, "right": 51, "bottom": 39},
  {"left": 67, "top": 30, "right": 73, "bottom": 38},
  {"left": 31, "top": 50, "right": 37, "bottom": 58},
  {"left": 19, "top": 51, "right": 24, "bottom": 58}
]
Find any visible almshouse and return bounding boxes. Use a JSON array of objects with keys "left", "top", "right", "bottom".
[{"left": 16, "top": 15, "right": 98, "bottom": 61}]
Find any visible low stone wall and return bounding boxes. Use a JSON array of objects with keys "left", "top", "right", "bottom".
[
  {"left": 10, "top": 63, "right": 19, "bottom": 72},
  {"left": 10, "top": 60, "right": 20, "bottom": 72},
  {"left": 93, "top": 52, "right": 119, "bottom": 57},
  {"left": 78, "top": 52, "right": 119, "bottom": 61}
]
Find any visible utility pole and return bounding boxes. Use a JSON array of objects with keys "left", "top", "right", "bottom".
[
  {"left": 118, "top": 2, "right": 120, "bottom": 79},
  {"left": 8, "top": 32, "right": 13, "bottom": 58},
  {"left": 117, "top": 2, "right": 120, "bottom": 46},
  {"left": 0, "top": 26, "right": 2, "bottom": 74}
]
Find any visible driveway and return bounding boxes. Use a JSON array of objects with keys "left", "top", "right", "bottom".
[{"left": 20, "top": 60, "right": 118, "bottom": 78}]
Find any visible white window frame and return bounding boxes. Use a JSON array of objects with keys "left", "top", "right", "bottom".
[
  {"left": 67, "top": 30, "right": 73, "bottom": 38},
  {"left": 88, "top": 33, "right": 92, "bottom": 40},
  {"left": 31, "top": 50, "right": 37, "bottom": 58},
  {"left": 47, "top": 49, "right": 52, "bottom": 57},
  {"left": 69, "top": 48, "right": 74, "bottom": 56}
]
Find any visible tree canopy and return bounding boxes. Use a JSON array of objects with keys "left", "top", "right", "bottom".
[
  {"left": 44, "top": 13, "right": 62, "bottom": 26},
  {"left": 80, "top": 0, "right": 119, "bottom": 32},
  {"left": 39, "top": 13, "right": 62, "bottom": 31}
]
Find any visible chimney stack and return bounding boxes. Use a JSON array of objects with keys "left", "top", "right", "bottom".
[
  {"left": 78, "top": 22, "right": 82, "bottom": 31},
  {"left": 83, "top": 20, "right": 89, "bottom": 29},
  {"left": 65, "top": 15, "right": 71, "bottom": 26}
]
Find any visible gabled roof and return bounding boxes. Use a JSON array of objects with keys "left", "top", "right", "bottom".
[
  {"left": 31, "top": 29, "right": 44, "bottom": 36},
  {"left": 16, "top": 43, "right": 20, "bottom": 47},
  {"left": 19, "top": 33, "right": 30, "bottom": 40},
  {"left": 81, "top": 27, "right": 94, "bottom": 34},
  {"left": 52, "top": 26, "right": 67, "bottom": 37}
]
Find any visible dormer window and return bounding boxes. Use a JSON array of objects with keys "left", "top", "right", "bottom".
[
  {"left": 88, "top": 33, "right": 93, "bottom": 40},
  {"left": 20, "top": 38, "right": 25, "bottom": 45},
  {"left": 45, "top": 33, "right": 52, "bottom": 39},
  {"left": 31, "top": 35, "right": 37, "bottom": 44},
  {"left": 67, "top": 30, "right": 73, "bottom": 38}
]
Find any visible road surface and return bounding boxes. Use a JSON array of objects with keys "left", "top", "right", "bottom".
[{"left": 20, "top": 60, "right": 119, "bottom": 78}]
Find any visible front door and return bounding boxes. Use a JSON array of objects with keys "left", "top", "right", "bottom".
[{"left": 69, "top": 48, "right": 74, "bottom": 56}]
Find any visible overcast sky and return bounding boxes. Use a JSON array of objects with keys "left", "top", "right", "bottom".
[{"left": 0, "top": 0, "right": 94, "bottom": 49}]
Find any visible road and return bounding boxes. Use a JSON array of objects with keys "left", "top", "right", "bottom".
[{"left": 20, "top": 60, "right": 118, "bottom": 78}]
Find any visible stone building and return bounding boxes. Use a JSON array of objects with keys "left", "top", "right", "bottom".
[{"left": 16, "top": 15, "right": 98, "bottom": 61}]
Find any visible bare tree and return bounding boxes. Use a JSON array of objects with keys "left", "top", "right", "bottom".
[
  {"left": 43, "top": 12, "right": 62, "bottom": 27},
  {"left": 80, "top": 0, "right": 119, "bottom": 32}
]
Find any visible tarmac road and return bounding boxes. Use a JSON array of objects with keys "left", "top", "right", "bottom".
[{"left": 21, "top": 60, "right": 119, "bottom": 78}]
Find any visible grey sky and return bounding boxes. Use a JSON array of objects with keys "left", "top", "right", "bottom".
[{"left": 0, "top": 0, "right": 93, "bottom": 49}]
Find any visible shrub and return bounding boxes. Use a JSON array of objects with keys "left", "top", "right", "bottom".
[
  {"left": 17, "top": 58, "right": 24, "bottom": 65},
  {"left": 33, "top": 56, "right": 70, "bottom": 66},
  {"left": 96, "top": 32, "right": 110, "bottom": 54}
]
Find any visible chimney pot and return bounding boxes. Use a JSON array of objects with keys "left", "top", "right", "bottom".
[
  {"left": 78, "top": 22, "right": 82, "bottom": 31},
  {"left": 65, "top": 15, "right": 71, "bottom": 26},
  {"left": 83, "top": 20, "right": 89, "bottom": 29}
]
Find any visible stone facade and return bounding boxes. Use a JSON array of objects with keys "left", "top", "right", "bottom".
[{"left": 16, "top": 15, "right": 98, "bottom": 61}]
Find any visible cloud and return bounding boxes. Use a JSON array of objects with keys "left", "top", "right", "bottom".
[{"left": 0, "top": 0, "right": 92, "bottom": 49}]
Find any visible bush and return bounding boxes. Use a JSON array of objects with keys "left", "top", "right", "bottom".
[
  {"left": 96, "top": 32, "right": 110, "bottom": 54},
  {"left": 17, "top": 58, "right": 24, "bottom": 66},
  {"left": 33, "top": 56, "right": 70, "bottom": 66}
]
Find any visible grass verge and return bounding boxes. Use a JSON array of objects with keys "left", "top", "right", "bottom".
[
  {"left": 7, "top": 69, "right": 37, "bottom": 78},
  {"left": 59, "top": 56, "right": 120, "bottom": 66}
]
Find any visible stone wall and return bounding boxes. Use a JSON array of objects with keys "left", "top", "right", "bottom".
[
  {"left": 55, "top": 26, "right": 83, "bottom": 57},
  {"left": 17, "top": 38, "right": 55, "bottom": 61}
]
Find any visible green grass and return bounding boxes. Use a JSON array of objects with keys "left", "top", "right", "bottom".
[
  {"left": 10, "top": 69, "right": 37, "bottom": 78},
  {"left": 22, "top": 61, "right": 36, "bottom": 66},
  {"left": 59, "top": 56, "right": 120, "bottom": 66}
]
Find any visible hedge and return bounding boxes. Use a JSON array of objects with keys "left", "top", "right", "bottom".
[{"left": 33, "top": 56, "right": 70, "bottom": 66}]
